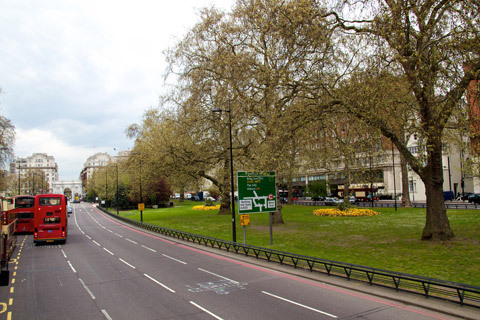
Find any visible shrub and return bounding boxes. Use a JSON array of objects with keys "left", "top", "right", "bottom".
[{"left": 337, "top": 200, "right": 353, "bottom": 211}]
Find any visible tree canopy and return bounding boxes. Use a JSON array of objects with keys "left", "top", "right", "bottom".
[{"left": 125, "top": 0, "right": 479, "bottom": 240}]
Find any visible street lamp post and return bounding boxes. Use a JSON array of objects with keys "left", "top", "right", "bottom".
[
  {"left": 213, "top": 101, "right": 236, "bottom": 243},
  {"left": 131, "top": 152, "right": 143, "bottom": 223},
  {"left": 105, "top": 170, "right": 108, "bottom": 208},
  {"left": 115, "top": 165, "right": 119, "bottom": 215},
  {"left": 17, "top": 165, "right": 21, "bottom": 195},
  {"left": 32, "top": 172, "right": 36, "bottom": 195},
  {"left": 140, "top": 158, "right": 143, "bottom": 222}
]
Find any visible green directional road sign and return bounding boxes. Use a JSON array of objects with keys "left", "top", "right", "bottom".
[{"left": 237, "top": 171, "right": 277, "bottom": 214}]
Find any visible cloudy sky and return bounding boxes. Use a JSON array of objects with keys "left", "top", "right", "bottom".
[{"left": 0, "top": 0, "right": 234, "bottom": 181}]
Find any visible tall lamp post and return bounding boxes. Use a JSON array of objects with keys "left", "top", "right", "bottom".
[
  {"left": 108, "top": 164, "right": 119, "bottom": 214},
  {"left": 131, "top": 152, "right": 143, "bottom": 223},
  {"left": 17, "top": 165, "right": 22, "bottom": 195},
  {"left": 115, "top": 165, "right": 119, "bottom": 215},
  {"left": 105, "top": 170, "right": 108, "bottom": 208},
  {"left": 213, "top": 101, "right": 236, "bottom": 243}
]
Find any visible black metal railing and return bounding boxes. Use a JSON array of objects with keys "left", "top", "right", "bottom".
[{"left": 98, "top": 206, "right": 480, "bottom": 308}]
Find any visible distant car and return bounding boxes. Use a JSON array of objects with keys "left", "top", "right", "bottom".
[
  {"left": 349, "top": 196, "right": 357, "bottom": 203},
  {"left": 67, "top": 205, "right": 72, "bottom": 214},
  {"left": 324, "top": 197, "right": 339, "bottom": 206},
  {"left": 205, "top": 196, "right": 216, "bottom": 201}
]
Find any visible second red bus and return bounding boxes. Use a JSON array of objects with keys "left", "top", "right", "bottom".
[{"left": 13, "top": 195, "right": 35, "bottom": 233}]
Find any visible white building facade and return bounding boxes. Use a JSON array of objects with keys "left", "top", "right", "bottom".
[
  {"left": 52, "top": 180, "right": 83, "bottom": 198},
  {"left": 80, "top": 152, "right": 113, "bottom": 190},
  {"left": 9, "top": 153, "right": 59, "bottom": 193},
  {"left": 296, "top": 141, "right": 466, "bottom": 203}
]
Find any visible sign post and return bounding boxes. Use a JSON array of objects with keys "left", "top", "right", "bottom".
[
  {"left": 240, "top": 214, "right": 250, "bottom": 245},
  {"left": 138, "top": 203, "right": 144, "bottom": 223},
  {"left": 237, "top": 171, "right": 277, "bottom": 244}
]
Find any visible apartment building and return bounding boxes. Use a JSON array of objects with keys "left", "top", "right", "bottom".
[
  {"left": 80, "top": 152, "right": 113, "bottom": 188},
  {"left": 9, "top": 153, "right": 59, "bottom": 193}
]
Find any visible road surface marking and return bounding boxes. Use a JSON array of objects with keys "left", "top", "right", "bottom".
[
  {"left": 198, "top": 268, "right": 239, "bottom": 284},
  {"left": 189, "top": 301, "right": 223, "bottom": 320},
  {"left": 144, "top": 274, "right": 175, "bottom": 293},
  {"left": 262, "top": 291, "right": 337, "bottom": 318},
  {"left": 101, "top": 309, "right": 112, "bottom": 320},
  {"left": 103, "top": 248, "right": 114, "bottom": 255},
  {"left": 79, "top": 279, "right": 96, "bottom": 300},
  {"left": 67, "top": 261, "right": 77, "bottom": 273},
  {"left": 119, "top": 258, "right": 136, "bottom": 269},
  {"left": 162, "top": 254, "right": 186, "bottom": 264},
  {"left": 141, "top": 245, "right": 156, "bottom": 252}
]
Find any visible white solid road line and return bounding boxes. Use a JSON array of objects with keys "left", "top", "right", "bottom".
[
  {"left": 144, "top": 274, "right": 176, "bottom": 293},
  {"left": 119, "top": 258, "right": 136, "bottom": 269},
  {"left": 189, "top": 301, "right": 223, "bottom": 320},
  {"left": 262, "top": 291, "right": 337, "bottom": 318}
]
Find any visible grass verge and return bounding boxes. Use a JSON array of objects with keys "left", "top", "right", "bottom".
[{"left": 112, "top": 201, "right": 480, "bottom": 286}]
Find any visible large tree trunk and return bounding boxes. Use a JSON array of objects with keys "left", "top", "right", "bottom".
[
  {"left": 400, "top": 154, "right": 411, "bottom": 208},
  {"left": 287, "top": 176, "right": 294, "bottom": 204},
  {"left": 421, "top": 141, "right": 454, "bottom": 240},
  {"left": 218, "top": 198, "right": 231, "bottom": 215},
  {"left": 218, "top": 158, "right": 231, "bottom": 215},
  {"left": 273, "top": 183, "right": 284, "bottom": 224}
]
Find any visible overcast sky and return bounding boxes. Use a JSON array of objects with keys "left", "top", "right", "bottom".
[{"left": 0, "top": 0, "right": 234, "bottom": 181}]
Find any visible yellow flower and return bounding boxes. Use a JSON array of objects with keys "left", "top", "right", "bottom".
[
  {"left": 312, "top": 208, "right": 380, "bottom": 217},
  {"left": 193, "top": 205, "right": 221, "bottom": 211}
]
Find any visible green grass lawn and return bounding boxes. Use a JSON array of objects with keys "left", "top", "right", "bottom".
[{"left": 114, "top": 201, "right": 480, "bottom": 286}]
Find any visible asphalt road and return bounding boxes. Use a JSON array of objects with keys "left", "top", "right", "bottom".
[{"left": 0, "top": 203, "right": 474, "bottom": 319}]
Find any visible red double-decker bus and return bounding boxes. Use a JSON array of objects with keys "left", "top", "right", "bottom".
[
  {"left": 34, "top": 194, "right": 68, "bottom": 244},
  {"left": 1, "top": 197, "right": 16, "bottom": 285},
  {"left": 13, "top": 195, "right": 35, "bottom": 233}
]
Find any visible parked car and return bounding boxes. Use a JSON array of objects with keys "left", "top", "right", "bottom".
[
  {"left": 324, "top": 197, "right": 339, "bottom": 206},
  {"left": 468, "top": 193, "right": 480, "bottom": 204},
  {"left": 443, "top": 191, "right": 455, "bottom": 201},
  {"left": 461, "top": 192, "right": 473, "bottom": 201},
  {"left": 348, "top": 196, "right": 357, "bottom": 203}
]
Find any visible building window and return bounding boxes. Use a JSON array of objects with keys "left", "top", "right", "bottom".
[{"left": 409, "top": 179, "right": 416, "bottom": 192}]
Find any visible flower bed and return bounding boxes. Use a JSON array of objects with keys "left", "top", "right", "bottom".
[
  {"left": 312, "top": 208, "right": 380, "bottom": 217},
  {"left": 193, "top": 205, "right": 221, "bottom": 211}
]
